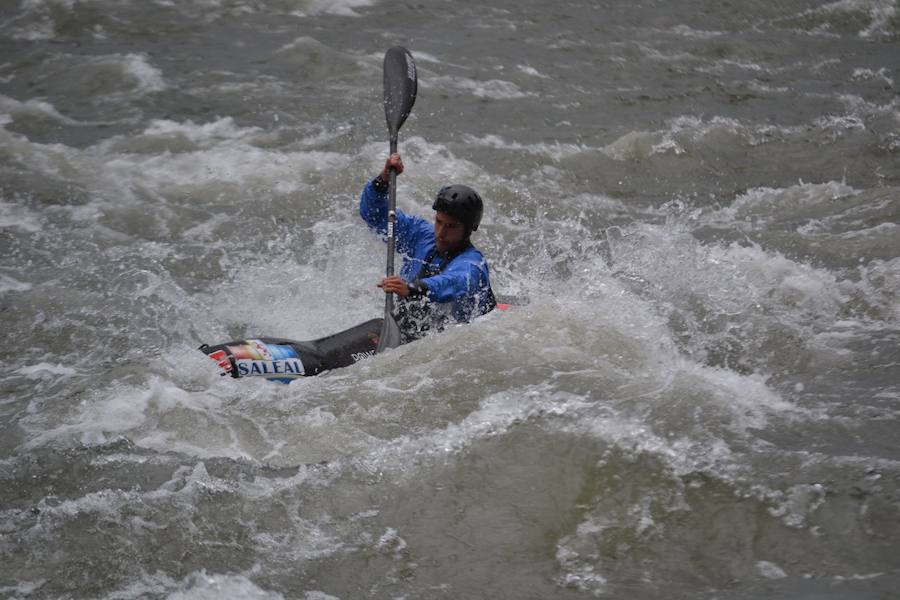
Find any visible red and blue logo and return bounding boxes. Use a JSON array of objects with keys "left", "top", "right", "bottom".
[{"left": 209, "top": 340, "right": 305, "bottom": 383}]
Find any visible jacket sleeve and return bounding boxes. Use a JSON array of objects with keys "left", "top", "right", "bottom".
[
  {"left": 359, "top": 178, "right": 428, "bottom": 257},
  {"left": 359, "top": 178, "right": 389, "bottom": 233}
]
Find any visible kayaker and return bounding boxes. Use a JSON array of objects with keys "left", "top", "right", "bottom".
[{"left": 360, "top": 153, "right": 496, "bottom": 342}]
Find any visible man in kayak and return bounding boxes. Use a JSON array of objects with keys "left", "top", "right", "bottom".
[
  {"left": 199, "top": 154, "right": 496, "bottom": 381},
  {"left": 360, "top": 153, "right": 496, "bottom": 342}
]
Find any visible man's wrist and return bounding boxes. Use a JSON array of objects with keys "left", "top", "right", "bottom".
[
  {"left": 373, "top": 175, "right": 389, "bottom": 192},
  {"left": 407, "top": 279, "right": 428, "bottom": 298}
]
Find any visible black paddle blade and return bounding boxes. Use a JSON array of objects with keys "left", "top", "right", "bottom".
[
  {"left": 376, "top": 311, "right": 403, "bottom": 353},
  {"left": 383, "top": 46, "right": 417, "bottom": 139}
]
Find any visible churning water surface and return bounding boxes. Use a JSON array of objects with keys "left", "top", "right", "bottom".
[{"left": 1, "top": 0, "right": 899, "bottom": 598}]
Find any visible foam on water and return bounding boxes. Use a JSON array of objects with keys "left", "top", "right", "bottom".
[
  {"left": 15, "top": 363, "right": 77, "bottom": 378},
  {"left": 293, "top": 0, "right": 374, "bottom": 17},
  {"left": 10, "top": 208, "right": 798, "bottom": 488},
  {"left": 123, "top": 571, "right": 345, "bottom": 600},
  {"left": 165, "top": 573, "right": 289, "bottom": 600},
  {"left": 0, "top": 455, "right": 347, "bottom": 597},
  {"left": 8, "top": 145, "right": 872, "bottom": 506},
  {"left": 757, "top": 560, "right": 789, "bottom": 579},
  {"left": 121, "top": 53, "right": 166, "bottom": 92},
  {"left": 822, "top": 0, "right": 898, "bottom": 37},
  {"left": 517, "top": 64, "right": 550, "bottom": 78},
  {"left": 463, "top": 133, "right": 590, "bottom": 161},
  {"left": 602, "top": 116, "right": 769, "bottom": 161},
  {"left": 0, "top": 275, "right": 33, "bottom": 294},
  {"left": 668, "top": 24, "right": 726, "bottom": 39},
  {"left": 852, "top": 67, "right": 896, "bottom": 86},
  {"left": 37, "top": 52, "right": 167, "bottom": 98},
  {"left": 2, "top": 1, "right": 898, "bottom": 597},
  {"left": 425, "top": 75, "right": 533, "bottom": 100},
  {"left": 0, "top": 200, "right": 43, "bottom": 232},
  {"left": 98, "top": 571, "right": 286, "bottom": 600},
  {"left": 717, "top": 180, "right": 860, "bottom": 223},
  {"left": 0, "top": 94, "right": 82, "bottom": 126},
  {"left": 607, "top": 222, "right": 882, "bottom": 375},
  {"left": 0, "top": 114, "right": 355, "bottom": 268}
]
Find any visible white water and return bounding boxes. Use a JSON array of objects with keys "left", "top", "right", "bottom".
[{"left": 1, "top": 0, "right": 899, "bottom": 598}]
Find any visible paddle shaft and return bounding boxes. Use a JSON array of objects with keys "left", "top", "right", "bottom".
[{"left": 383, "top": 137, "right": 399, "bottom": 312}]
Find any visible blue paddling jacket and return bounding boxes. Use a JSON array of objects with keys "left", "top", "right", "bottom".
[{"left": 360, "top": 178, "right": 495, "bottom": 339}]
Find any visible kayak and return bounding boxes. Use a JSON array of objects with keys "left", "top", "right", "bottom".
[
  {"left": 199, "top": 298, "right": 520, "bottom": 383},
  {"left": 199, "top": 318, "right": 383, "bottom": 384}
]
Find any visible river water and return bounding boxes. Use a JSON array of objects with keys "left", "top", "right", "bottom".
[{"left": 1, "top": 0, "right": 899, "bottom": 598}]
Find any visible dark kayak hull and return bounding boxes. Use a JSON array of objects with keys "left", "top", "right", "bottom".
[
  {"left": 198, "top": 295, "right": 524, "bottom": 383},
  {"left": 199, "top": 318, "right": 383, "bottom": 383}
]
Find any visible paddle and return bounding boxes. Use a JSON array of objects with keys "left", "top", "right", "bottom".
[{"left": 376, "top": 46, "right": 418, "bottom": 353}]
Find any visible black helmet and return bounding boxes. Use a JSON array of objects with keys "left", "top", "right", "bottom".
[{"left": 432, "top": 184, "right": 483, "bottom": 233}]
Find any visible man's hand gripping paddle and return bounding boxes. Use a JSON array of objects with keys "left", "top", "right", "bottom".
[{"left": 376, "top": 47, "right": 417, "bottom": 353}]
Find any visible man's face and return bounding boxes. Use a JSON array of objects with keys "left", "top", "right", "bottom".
[{"left": 434, "top": 211, "right": 466, "bottom": 254}]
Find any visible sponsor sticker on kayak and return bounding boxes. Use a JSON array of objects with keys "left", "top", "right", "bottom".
[{"left": 220, "top": 340, "right": 305, "bottom": 381}]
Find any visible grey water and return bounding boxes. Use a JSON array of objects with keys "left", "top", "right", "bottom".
[{"left": 1, "top": 0, "right": 899, "bottom": 598}]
